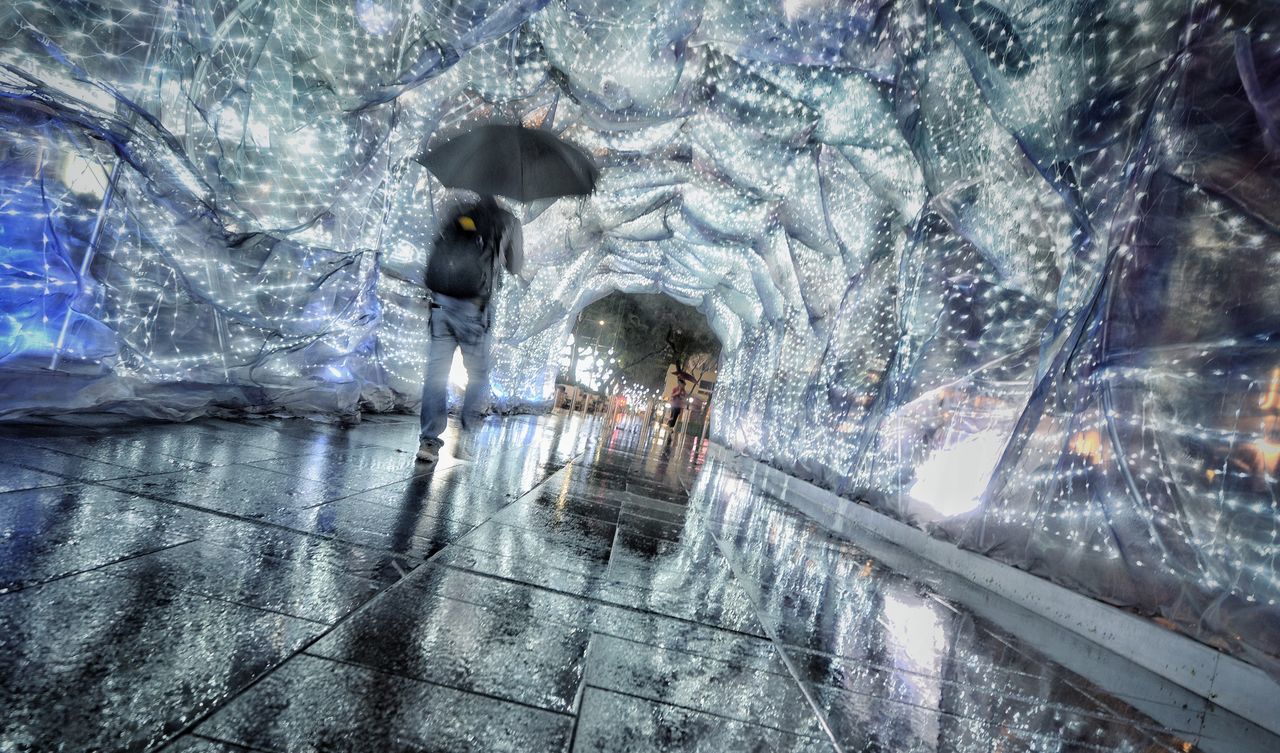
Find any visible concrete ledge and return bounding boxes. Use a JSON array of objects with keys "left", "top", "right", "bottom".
[{"left": 712, "top": 446, "right": 1280, "bottom": 738}]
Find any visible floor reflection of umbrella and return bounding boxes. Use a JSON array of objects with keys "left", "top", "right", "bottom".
[{"left": 415, "top": 124, "right": 598, "bottom": 202}]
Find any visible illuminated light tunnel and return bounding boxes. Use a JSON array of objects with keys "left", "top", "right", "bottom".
[{"left": 1, "top": 0, "right": 1279, "bottom": 720}]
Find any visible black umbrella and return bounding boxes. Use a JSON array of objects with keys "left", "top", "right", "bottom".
[{"left": 415, "top": 124, "right": 599, "bottom": 202}]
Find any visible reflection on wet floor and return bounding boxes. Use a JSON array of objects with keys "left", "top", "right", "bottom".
[{"left": 0, "top": 414, "right": 1275, "bottom": 751}]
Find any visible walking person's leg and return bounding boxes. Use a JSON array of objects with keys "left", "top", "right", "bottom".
[
  {"left": 448, "top": 305, "right": 492, "bottom": 459},
  {"left": 456, "top": 325, "right": 492, "bottom": 455},
  {"left": 418, "top": 309, "right": 456, "bottom": 462}
]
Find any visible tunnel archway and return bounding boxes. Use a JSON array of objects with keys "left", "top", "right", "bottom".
[
  {"left": 551, "top": 291, "right": 721, "bottom": 435},
  {"left": 486, "top": 236, "right": 766, "bottom": 415}
]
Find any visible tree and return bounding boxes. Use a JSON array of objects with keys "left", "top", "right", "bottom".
[
  {"left": 664, "top": 324, "right": 719, "bottom": 379},
  {"left": 683, "top": 351, "right": 717, "bottom": 393}
]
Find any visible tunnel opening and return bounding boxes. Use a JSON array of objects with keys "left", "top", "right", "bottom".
[{"left": 553, "top": 292, "right": 721, "bottom": 438}]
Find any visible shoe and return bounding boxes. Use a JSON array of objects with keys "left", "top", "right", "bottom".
[{"left": 416, "top": 440, "right": 438, "bottom": 464}]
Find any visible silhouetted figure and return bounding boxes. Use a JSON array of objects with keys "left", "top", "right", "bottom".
[{"left": 667, "top": 378, "right": 688, "bottom": 429}]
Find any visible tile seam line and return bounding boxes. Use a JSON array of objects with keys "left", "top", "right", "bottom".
[
  {"left": 95, "top": 571, "right": 336, "bottom": 628},
  {"left": 301, "top": 471, "right": 513, "bottom": 511},
  {"left": 299, "top": 650, "right": 579, "bottom": 718},
  {"left": 196, "top": 459, "right": 445, "bottom": 506},
  {"left": 451, "top": 525, "right": 698, "bottom": 565},
  {"left": 524, "top": 490, "right": 691, "bottom": 519},
  {"left": 151, "top": 452, "right": 584, "bottom": 751},
  {"left": 187, "top": 732, "right": 275, "bottom": 752},
  {"left": 286, "top": 456, "right": 481, "bottom": 508},
  {"left": 0, "top": 538, "right": 196, "bottom": 596},
  {"left": 87, "top": 477, "right": 461, "bottom": 559},
  {"left": 778, "top": 651, "right": 1186, "bottom": 734},
  {"left": 0, "top": 439, "right": 161, "bottom": 474},
  {"left": 103, "top": 536, "right": 392, "bottom": 591},
  {"left": 89, "top": 450, "right": 473, "bottom": 512},
  {"left": 517, "top": 500, "right": 693, "bottom": 535},
  {"left": 582, "top": 628, "right": 780, "bottom": 674},
  {"left": 728, "top": 457, "right": 1235, "bottom": 724},
  {"left": 692, "top": 467, "right": 846, "bottom": 753},
  {"left": 810, "top": 676, "right": 1192, "bottom": 742},
  {"left": 572, "top": 471, "right": 633, "bottom": 750},
  {"left": 703, "top": 452, "right": 1232, "bottom": 747},
  {"left": 430, "top": 557, "right": 770, "bottom": 640},
  {"left": 564, "top": 633, "right": 595, "bottom": 752},
  {"left": 579, "top": 683, "right": 831, "bottom": 742},
  {"left": 0, "top": 479, "right": 78, "bottom": 496},
  {"left": 402, "top": 567, "right": 778, "bottom": 663},
  {"left": 5, "top": 463, "right": 154, "bottom": 485},
  {"left": 705, "top": 526, "right": 845, "bottom": 753},
  {"left": 6, "top": 439, "right": 252, "bottom": 475}
]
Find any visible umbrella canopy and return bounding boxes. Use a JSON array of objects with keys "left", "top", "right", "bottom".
[{"left": 416, "top": 124, "right": 599, "bottom": 202}]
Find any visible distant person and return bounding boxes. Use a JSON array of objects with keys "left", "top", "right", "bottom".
[
  {"left": 667, "top": 378, "right": 688, "bottom": 429},
  {"left": 417, "top": 195, "right": 523, "bottom": 464}
]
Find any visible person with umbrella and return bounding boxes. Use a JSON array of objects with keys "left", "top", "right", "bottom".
[
  {"left": 667, "top": 375, "right": 691, "bottom": 430},
  {"left": 414, "top": 125, "right": 597, "bottom": 464},
  {"left": 416, "top": 195, "right": 522, "bottom": 464}
]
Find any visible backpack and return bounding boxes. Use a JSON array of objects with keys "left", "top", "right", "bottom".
[{"left": 425, "top": 207, "right": 499, "bottom": 299}]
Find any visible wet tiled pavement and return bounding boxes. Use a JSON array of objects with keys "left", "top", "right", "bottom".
[{"left": 0, "top": 414, "right": 1276, "bottom": 752}]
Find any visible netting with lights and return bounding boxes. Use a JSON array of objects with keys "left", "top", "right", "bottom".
[{"left": 2, "top": 0, "right": 1278, "bottom": 679}]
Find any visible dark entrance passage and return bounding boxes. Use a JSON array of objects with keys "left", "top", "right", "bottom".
[{"left": 556, "top": 292, "right": 720, "bottom": 441}]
